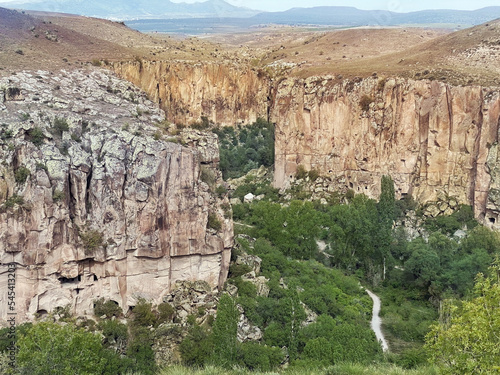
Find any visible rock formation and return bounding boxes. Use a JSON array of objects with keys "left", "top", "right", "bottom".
[
  {"left": 271, "top": 76, "right": 500, "bottom": 225},
  {"left": 114, "top": 62, "right": 500, "bottom": 226},
  {"left": 0, "top": 69, "right": 232, "bottom": 322},
  {"left": 113, "top": 60, "right": 271, "bottom": 127}
]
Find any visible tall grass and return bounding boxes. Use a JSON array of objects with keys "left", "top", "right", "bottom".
[{"left": 158, "top": 364, "right": 440, "bottom": 375}]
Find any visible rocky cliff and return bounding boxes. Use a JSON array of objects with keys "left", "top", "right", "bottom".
[
  {"left": 114, "top": 61, "right": 500, "bottom": 226},
  {"left": 271, "top": 76, "right": 500, "bottom": 225},
  {"left": 113, "top": 60, "right": 270, "bottom": 127},
  {"left": 0, "top": 69, "right": 232, "bottom": 322}
]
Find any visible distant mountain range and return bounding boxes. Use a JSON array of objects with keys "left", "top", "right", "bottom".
[
  {"left": 2, "top": 0, "right": 260, "bottom": 19},
  {"left": 3, "top": 0, "right": 500, "bottom": 29},
  {"left": 251, "top": 6, "right": 500, "bottom": 26}
]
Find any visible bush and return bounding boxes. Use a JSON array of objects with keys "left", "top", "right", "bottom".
[
  {"left": 359, "top": 95, "right": 374, "bottom": 111},
  {"left": 53, "top": 117, "right": 69, "bottom": 136},
  {"left": 2, "top": 194, "right": 24, "bottom": 209},
  {"left": 132, "top": 298, "right": 156, "bottom": 327},
  {"left": 157, "top": 302, "right": 175, "bottom": 324},
  {"left": 200, "top": 166, "right": 216, "bottom": 187},
  {"left": 179, "top": 325, "right": 213, "bottom": 367},
  {"left": 98, "top": 319, "right": 128, "bottom": 347},
  {"left": 93, "top": 298, "right": 122, "bottom": 319},
  {"left": 29, "top": 127, "right": 45, "bottom": 146},
  {"left": 238, "top": 342, "right": 283, "bottom": 371},
  {"left": 16, "top": 321, "right": 113, "bottom": 375},
  {"left": 14, "top": 166, "right": 30, "bottom": 183},
  {"left": 80, "top": 229, "right": 104, "bottom": 254},
  {"left": 295, "top": 164, "right": 308, "bottom": 180},
  {"left": 207, "top": 213, "right": 222, "bottom": 231},
  {"left": 228, "top": 263, "right": 252, "bottom": 278},
  {"left": 52, "top": 190, "right": 65, "bottom": 202}
]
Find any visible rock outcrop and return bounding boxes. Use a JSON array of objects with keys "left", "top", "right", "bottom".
[
  {"left": 114, "top": 61, "right": 500, "bottom": 227},
  {"left": 0, "top": 69, "right": 232, "bottom": 322}
]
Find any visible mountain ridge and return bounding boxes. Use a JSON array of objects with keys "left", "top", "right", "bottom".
[{"left": 2, "top": 0, "right": 261, "bottom": 20}]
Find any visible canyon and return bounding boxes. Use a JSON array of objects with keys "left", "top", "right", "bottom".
[{"left": 114, "top": 61, "right": 500, "bottom": 227}]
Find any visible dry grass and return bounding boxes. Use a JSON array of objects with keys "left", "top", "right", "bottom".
[{"left": 1, "top": 6, "right": 499, "bottom": 86}]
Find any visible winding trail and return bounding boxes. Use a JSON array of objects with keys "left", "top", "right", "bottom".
[{"left": 366, "top": 289, "right": 389, "bottom": 352}]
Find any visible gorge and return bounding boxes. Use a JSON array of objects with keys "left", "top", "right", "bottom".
[{"left": 114, "top": 60, "right": 500, "bottom": 228}]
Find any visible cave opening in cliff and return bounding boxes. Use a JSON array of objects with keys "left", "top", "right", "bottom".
[{"left": 489, "top": 217, "right": 496, "bottom": 224}]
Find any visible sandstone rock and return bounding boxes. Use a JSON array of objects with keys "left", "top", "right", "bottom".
[
  {"left": 0, "top": 70, "right": 232, "bottom": 323},
  {"left": 113, "top": 61, "right": 270, "bottom": 127},
  {"left": 243, "top": 193, "right": 255, "bottom": 203},
  {"left": 237, "top": 305, "right": 263, "bottom": 342}
]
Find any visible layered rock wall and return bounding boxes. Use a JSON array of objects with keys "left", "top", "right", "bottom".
[
  {"left": 0, "top": 70, "right": 232, "bottom": 322},
  {"left": 113, "top": 60, "right": 270, "bottom": 127},
  {"left": 271, "top": 76, "right": 500, "bottom": 224}
]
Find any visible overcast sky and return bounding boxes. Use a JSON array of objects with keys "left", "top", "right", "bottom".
[{"left": 0, "top": 0, "right": 498, "bottom": 13}]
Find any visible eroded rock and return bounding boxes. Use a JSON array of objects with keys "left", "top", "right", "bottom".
[{"left": 0, "top": 69, "right": 233, "bottom": 322}]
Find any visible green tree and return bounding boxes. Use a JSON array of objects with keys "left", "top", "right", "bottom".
[
  {"left": 16, "top": 321, "right": 110, "bottom": 375},
  {"left": 426, "top": 265, "right": 500, "bottom": 374},
  {"left": 404, "top": 239, "right": 441, "bottom": 290},
  {"left": 378, "top": 175, "right": 396, "bottom": 224},
  {"left": 211, "top": 294, "right": 239, "bottom": 367}
]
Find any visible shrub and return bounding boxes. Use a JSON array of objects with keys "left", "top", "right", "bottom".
[
  {"left": 29, "top": 127, "right": 45, "bottom": 146},
  {"left": 308, "top": 168, "right": 320, "bottom": 181},
  {"left": 97, "top": 319, "right": 128, "bottom": 346},
  {"left": 16, "top": 321, "right": 112, "bottom": 375},
  {"left": 359, "top": 94, "right": 374, "bottom": 111},
  {"left": 179, "top": 325, "right": 213, "bottom": 367},
  {"left": 52, "top": 190, "right": 65, "bottom": 202},
  {"left": 215, "top": 184, "right": 227, "bottom": 198},
  {"left": 228, "top": 263, "right": 252, "bottom": 278},
  {"left": 132, "top": 298, "right": 156, "bottom": 327},
  {"left": 207, "top": 213, "right": 222, "bottom": 231},
  {"left": 80, "top": 229, "right": 104, "bottom": 254},
  {"left": 93, "top": 298, "right": 122, "bottom": 319},
  {"left": 238, "top": 342, "right": 283, "bottom": 371},
  {"left": 15, "top": 166, "right": 30, "bottom": 184},
  {"left": 157, "top": 302, "right": 175, "bottom": 324},
  {"left": 200, "top": 166, "right": 216, "bottom": 187},
  {"left": 53, "top": 117, "right": 69, "bottom": 136},
  {"left": 2, "top": 194, "right": 24, "bottom": 209},
  {"left": 295, "top": 164, "right": 308, "bottom": 180}
]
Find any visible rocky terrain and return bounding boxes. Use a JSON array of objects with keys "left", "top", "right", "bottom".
[
  {"left": 1, "top": 6, "right": 500, "bottom": 321},
  {"left": 0, "top": 68, "right": 232, "bottom": 321}
]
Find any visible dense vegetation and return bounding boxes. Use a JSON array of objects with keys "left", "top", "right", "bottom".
[{"left": 214, "top": 118, "right": 274, "bottom": 179}]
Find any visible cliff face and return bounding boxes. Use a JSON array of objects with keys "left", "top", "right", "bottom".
[
  {"left": 0, "top": 69, "right": 232, "bottom": 321},
  {"left": 114, "top": 61, "right": 500, "bottom": 226},
  {"left": 271, "top": 76, "right": 500, "bottom": 223},
  {"left": 113, "top": 60, "right": 270, "bottom": 127}
]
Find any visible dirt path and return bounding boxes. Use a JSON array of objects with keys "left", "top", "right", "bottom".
[{"left": 366, "top": 289, "right": 389, "bottom": 352}]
